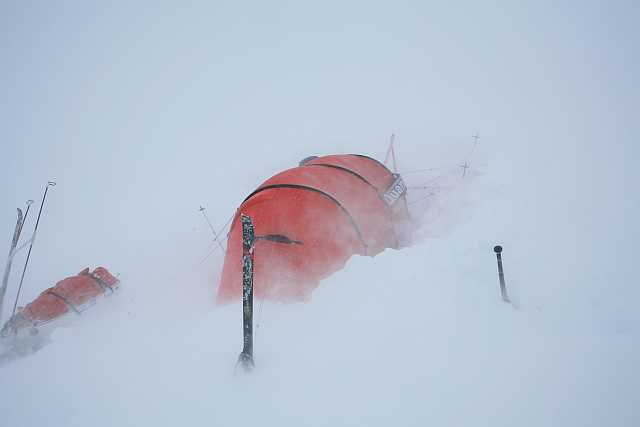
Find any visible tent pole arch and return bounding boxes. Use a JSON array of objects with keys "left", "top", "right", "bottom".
[{"left": 241, "top": 184, "right": 368, "bottom": 254}]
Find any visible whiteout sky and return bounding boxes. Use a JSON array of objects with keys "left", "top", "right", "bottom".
[{"left": 1, "top": 2, "right": 639, "bottom": 426}]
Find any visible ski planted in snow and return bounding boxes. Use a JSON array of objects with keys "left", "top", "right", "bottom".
[
  {"left": 0, "top": 208, "right": 25, "bottom": 321},
  {"left": 237, "top": 214, "right": 255, "bottom": 371}
]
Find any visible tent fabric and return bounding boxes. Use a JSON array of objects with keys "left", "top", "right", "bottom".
[
  {"left": 1, "top": 267, "right": 119, "bottom": 336},
  {"left": 217, "top": 154, "right": 411, "bottom": 303}
]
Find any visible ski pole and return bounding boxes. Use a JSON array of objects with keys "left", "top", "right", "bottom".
[
  {"left": 11, "top": 182, "right": 56, "bottom": 318},
  {"left": 493, "top": 245, "right": 510, "bottom": 303}
]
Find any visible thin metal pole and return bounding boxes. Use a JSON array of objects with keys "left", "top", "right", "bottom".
[
  {"left": 390, "top": 134, "right": 398, "bottom": 173},
  {"left": 461, "top": 133, "right": 479, "bottom": 179},
  {"left": 460, "top": 162, "right": 470, "bottom": 178},
  {"left": 199, "top": 206, "right": 225, "bottom": 253},
  {"left": 471, "top": 133, "right": 480, "bottom": 155},
  {"left": 384, "top": 134, "right": 397, "bottom": 171},
  {"left": 494, "top": 245, "right": 510, "bottom": 303},
  {"left": 11, "top": 182, "right": 56, "bottom": 318}
]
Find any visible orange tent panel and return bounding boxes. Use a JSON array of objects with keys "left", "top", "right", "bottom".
[{"left": 217, "top": 154, "right": 411, "bottom": 303}]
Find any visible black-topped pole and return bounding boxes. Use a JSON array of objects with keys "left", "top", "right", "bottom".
[
  {"left": 493, "top": 245, "right": 510, "bottom": 303},
  {"left": 237, "top": 214, "right": 255, "bottom": 371}
]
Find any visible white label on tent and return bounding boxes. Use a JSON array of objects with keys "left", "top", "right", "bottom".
[{"left": 383, "top": 175, "right": 407, "bottom": 206}]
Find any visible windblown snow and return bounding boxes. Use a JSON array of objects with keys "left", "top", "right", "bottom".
[
  {"left": 1, "top": 149, "right": 638, "bottom": 426},
  {"left": 1, "top": 2, "right": 639, "bottom": 426}
]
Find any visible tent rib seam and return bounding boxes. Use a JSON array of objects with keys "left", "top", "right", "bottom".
[{"left": 241, "top": 184, "right": 368, "bottom": 254}]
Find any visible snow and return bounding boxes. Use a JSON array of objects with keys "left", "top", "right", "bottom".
[
  {"left": 1, "top": 2, "right": 639, "bottom": 426},
  {"left": 1, "top": 159, "right": 638, "bottom": 425}
]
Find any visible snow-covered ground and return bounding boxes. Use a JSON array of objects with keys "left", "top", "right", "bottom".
[
  {"left": 1, "top": 2, "right": 638, "bottom": 426},
  {"left": 1, "top": 151, "right": 638, "bottom": 426}
]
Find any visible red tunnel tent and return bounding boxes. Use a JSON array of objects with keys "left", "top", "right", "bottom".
[{"left": 217, "top": 154, "right": 411, "bottom": 303}]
